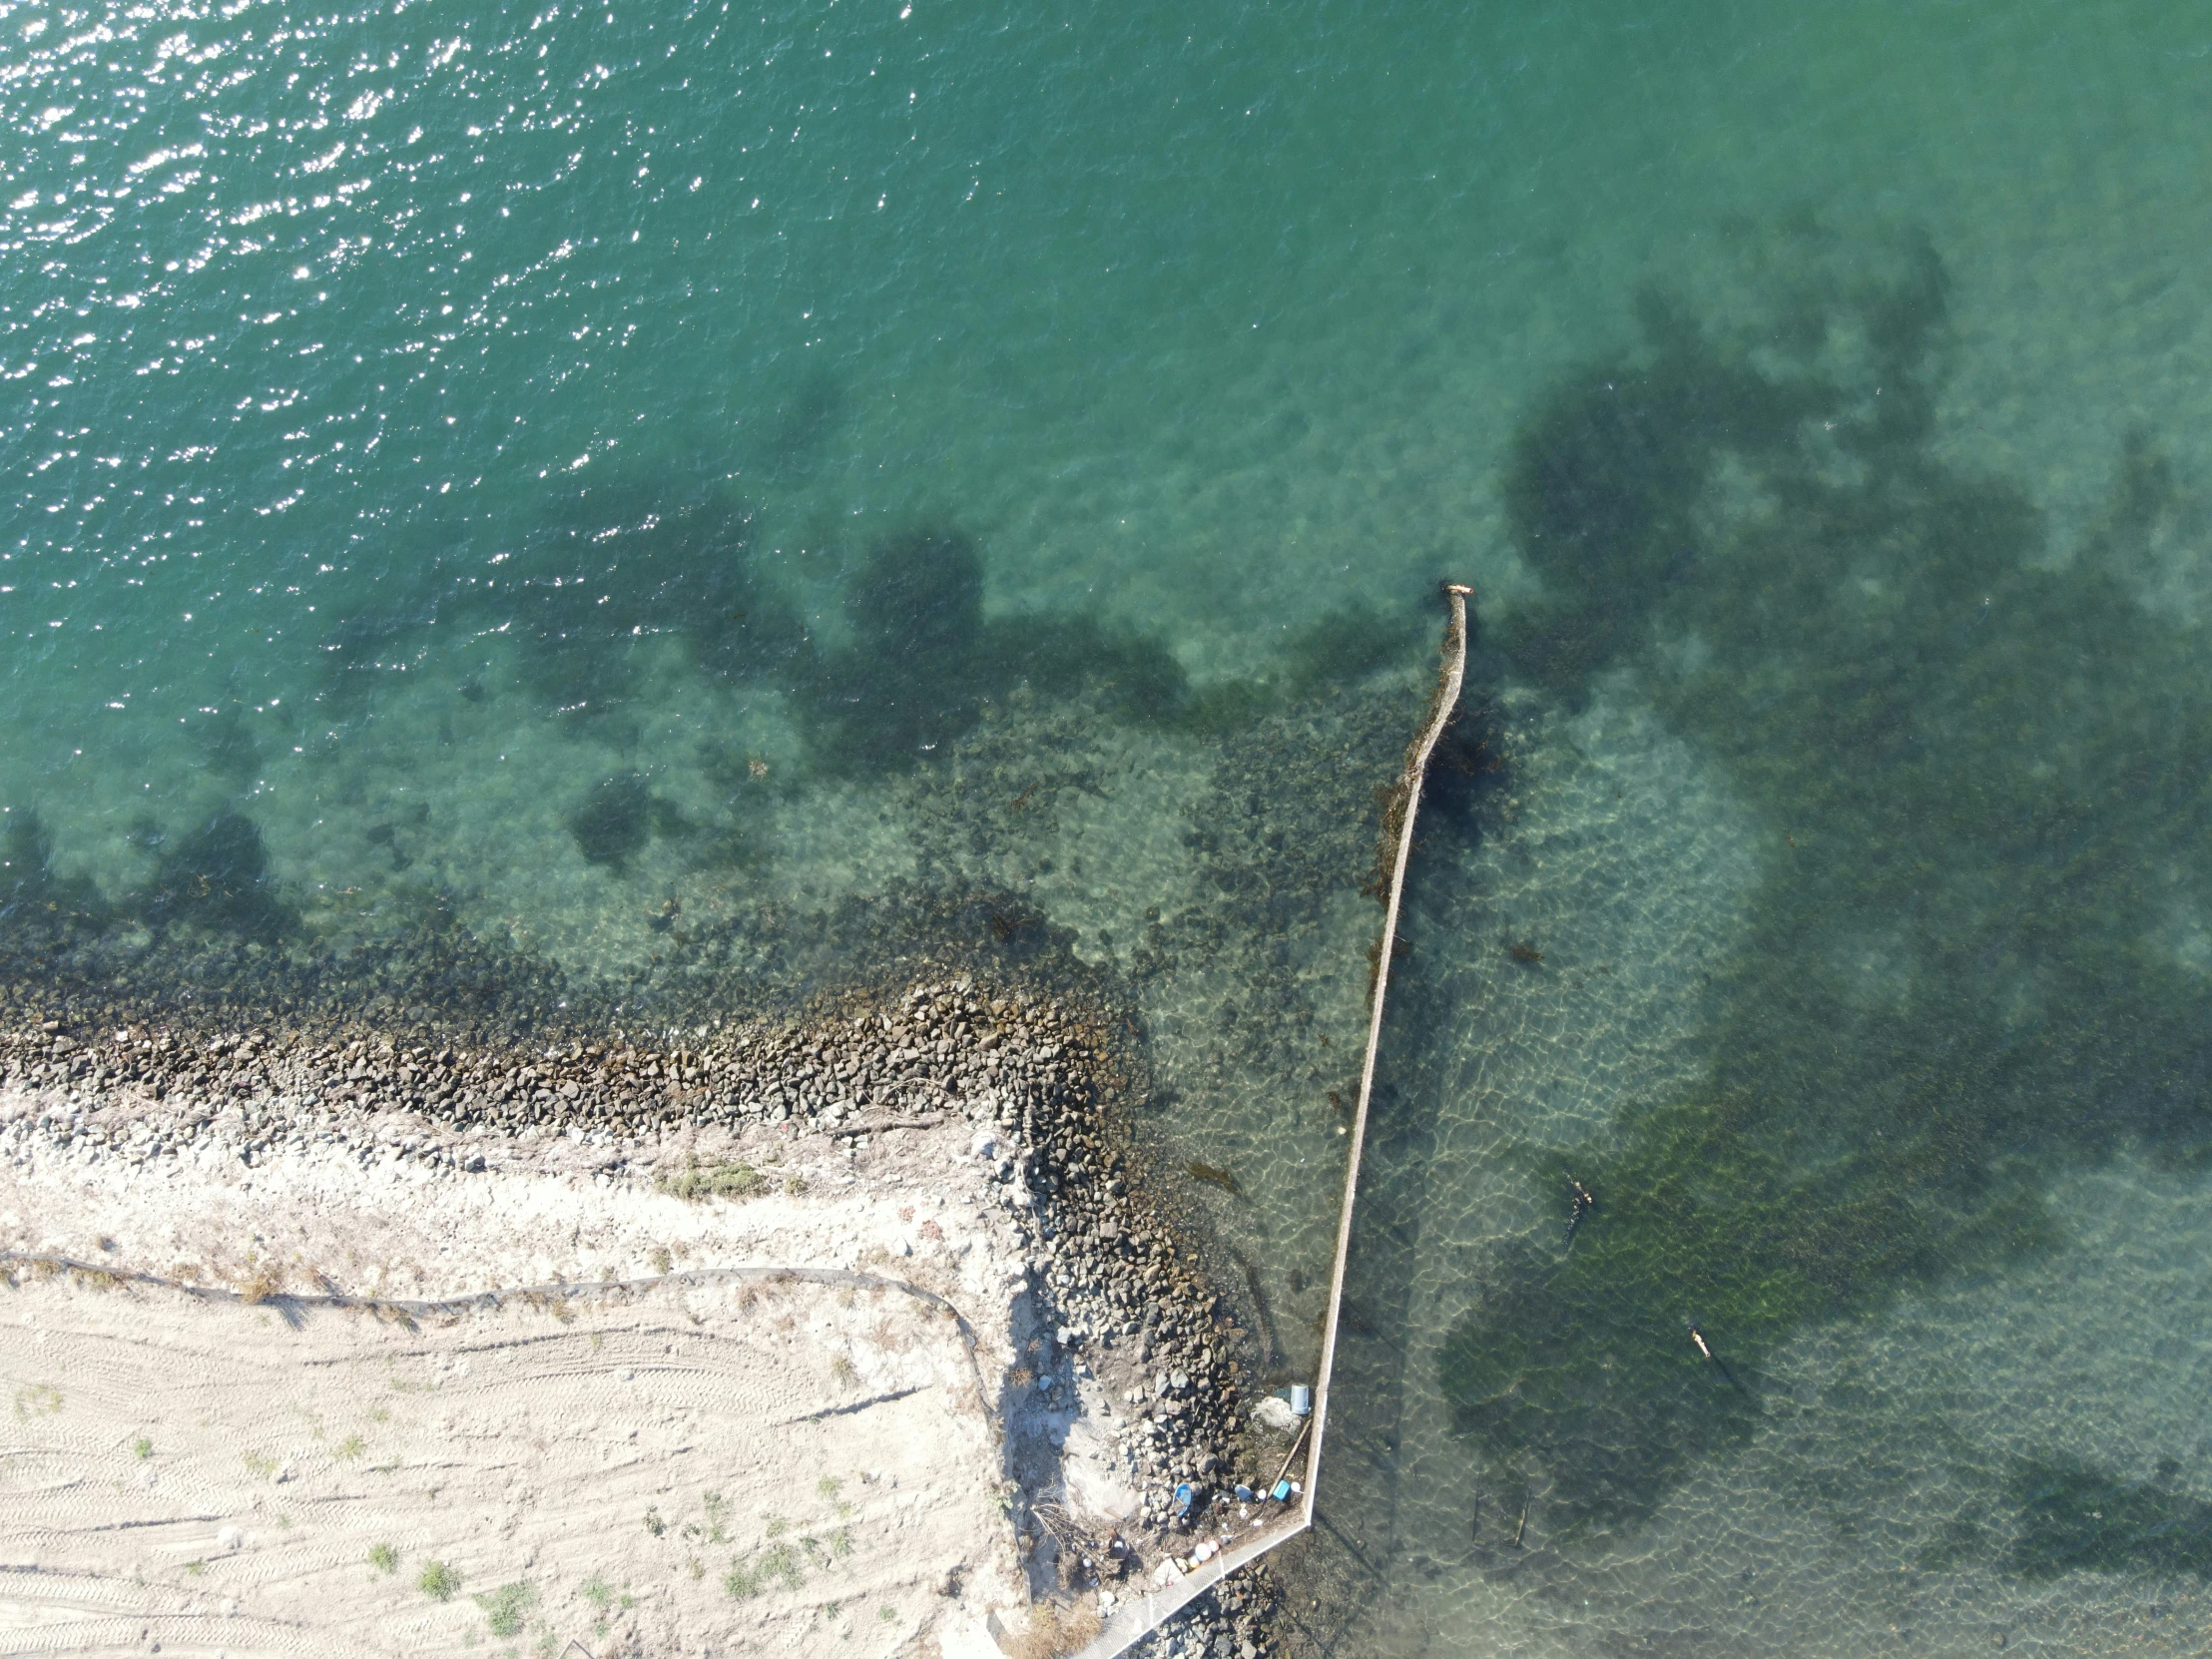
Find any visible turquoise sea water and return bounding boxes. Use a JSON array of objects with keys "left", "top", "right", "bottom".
[{"left": 9, "top": 0, "right": 2212, "bottom": 1651}]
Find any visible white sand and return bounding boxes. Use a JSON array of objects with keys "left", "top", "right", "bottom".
[{"left": 0, "top": 1086, "right": 1066, "bottom": 1657}]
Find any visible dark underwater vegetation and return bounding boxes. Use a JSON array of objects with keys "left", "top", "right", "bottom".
[
  {"left": 135, "top": 809, "right": 295, "bottom": 942},
  {"left": 0, "top": 809, "right": 104, "bottom": 932},
  {"left": 6, "top": 439, "right": 1440, "bottom": 959},
  {"left": 1438, "top": 224, "right": 2212, "bottom": 1551},
  {"left": 303, "top": 466, "right": 1300, "bottom": 773},
  {"left": 793, "top": 526, "right": 1200, "bottom": 776},
  {"left": 6, "top": 805, "right": 293, "bottom": 946},
  {"left": 480, "top": 479, "right": 810, "bottom": 716},
  {"left": 2006, "top": 1458, "right": 2212, "bottom": 1581}
]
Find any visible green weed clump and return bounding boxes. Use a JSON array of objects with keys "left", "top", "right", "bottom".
[
  {"left": 760, "top": 1542, "right": 804, "bottom": 1590},
  {"left": 14, "top": 1383, "right": 62, "bottom": 1419},
  {"left": 657, "top": 1158, "right": 768, "bottom": 1202},
  {"left": 369, "top": 1542, "right": 399, "bottom": 1574},
  {"left": 471, "top": 1581, "right": 534, "bottom": 1637},
  {"left": 418, "top": 1559, "right": 462, "bottom": 1601},
  {"left": 722, "top": 1512, "right": 801, "bottom": 1597}
]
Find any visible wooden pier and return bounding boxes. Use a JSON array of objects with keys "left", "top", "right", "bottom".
[{"left": 1071, "top": 583, "right": 1471, "bottom": 1659}]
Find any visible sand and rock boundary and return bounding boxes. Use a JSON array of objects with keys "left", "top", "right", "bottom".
[{"left": 1, "top": 968, "right": 1301, "bottom": 1657}]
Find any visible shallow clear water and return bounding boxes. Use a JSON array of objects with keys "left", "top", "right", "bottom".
[{"left": 8, "top": 0, "right": 2212, "bottom": 1650}]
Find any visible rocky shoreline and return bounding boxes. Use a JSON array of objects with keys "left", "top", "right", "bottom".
[{"left": 0, "top": 971, "right": 1297, "bottom": 1656}]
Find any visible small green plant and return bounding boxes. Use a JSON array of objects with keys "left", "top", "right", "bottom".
[
  {"left": 880, "top": 1604, "right": 898, "bottom": 1622},
  {"left": 701, "top": 1489, "right": 728, "bottom": 1543},
  {"left": 657, "top": 1157, "right": 768, "bottom": 1201},
  {"left": 418, "top": 1559, "right": 462, "bottom": 1601},
  {"left": 830, "top": 1527, "right": 853, "bottom": 1558},
  {"left": 471, "top": 1581, "right": 534, "bottom": 1637},
  {"left": 369, "top": 1542, "right": 399, "bottom": 1574},
  {"left": 817, "top": 1475, "right": 842, "bottom": 1500},
  {"left": 336, "top": 1432, "right": 366, "bottom": 1460},
  {"left": 642, "top": 1505, "right": 665, "bottom": 1536},
  {"left": 581, "top": 1573, "right": 614, "bottom": 1609},
  {"left": 724, "top": 1557, "right": 762, "bottom": 1600},
  {"left": 133, "top": 1435, "right": 153, "bottom": 1459},
  {"left": 830, "top": 1356, "right": 857, "bottom": 1385},
  {"left": 761, "top": 1542, "right": 803, "bottom": 1590},
  {"left": 763, "top": 1513, "right": 788, "bottom": 1538},
  {"left": 688, "top": 1555, "right": 705, "bottom": 1581},
  {"left": 535, "top": 1634, "right": 561, "bottom": 1659},
  {"left": 186, "top": 1560, "right": 206, "bottom": 1577},
  {"left": 650, "top": 1245, "right": 674, "bottom": 1274},
  {"left": 14, "top": 1383, "right": 62, "bottom": 1420},
  {"left": 241, "top": 1450, "right": 277, "bottom": 1480}
]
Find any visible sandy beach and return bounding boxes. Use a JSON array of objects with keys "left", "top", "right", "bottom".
[{"left": 0, "top": 979, "right": 1299, "bottom": 1658}]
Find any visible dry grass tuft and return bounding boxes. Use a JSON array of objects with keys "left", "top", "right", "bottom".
[
  {"left": 1001, "top": 1602, "right": 1104, "bottom": 1659},
  {"left": 657, "top": 1157, "right": 769, "bottom": 1202}
]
